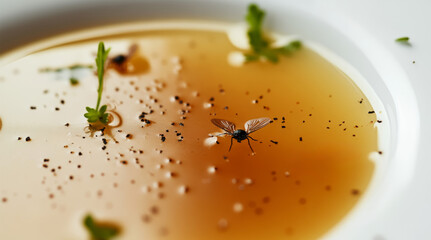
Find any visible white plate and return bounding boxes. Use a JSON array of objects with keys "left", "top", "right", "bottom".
[{"left": 1, "top": 0, "right": 430, "bottom": 239}]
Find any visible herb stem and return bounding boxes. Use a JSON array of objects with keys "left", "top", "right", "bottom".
[
  {"left": 84, "top": 42, "right": 111, "bottom": 124},
  {"left": 95, "top": 42, "right": 110, "bottom": 111}
]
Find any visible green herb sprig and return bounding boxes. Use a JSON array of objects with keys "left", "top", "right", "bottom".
[
  {"left": 70, "top": 77, "right": 79, "bottom": 86},
  {"left": 244, "top": 4, "right": 301, "bottom": 63},
  {"left": 39, "top": 64, "right": 93, "bottom": 73},
  {"left": 83, "top": 214, "right": 120, "bottom": 240},
  {"left": 84, "top": 42, "right": 111, "bottom": 124},
  {"left": 395, "top": 36, "right": 410, "bottom": 44}
]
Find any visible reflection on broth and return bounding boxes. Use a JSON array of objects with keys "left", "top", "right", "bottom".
[{"left": 0, "top": 25, "right": 382, "bottom": 240}]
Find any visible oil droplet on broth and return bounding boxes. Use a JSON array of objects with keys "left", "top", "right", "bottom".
[
  {"left": 233, "top": 202, "right": 244, "bottom": 213},
  {"left": 0, "top": 25, "right": 379, "bottom": 240}
]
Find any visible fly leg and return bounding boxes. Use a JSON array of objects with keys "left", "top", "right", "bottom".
[
  {"left": 229, "top": 137, "right": 234, "bottom": 151},
  {"left": 246, "top": 137, "right": 255, "bottom": 153},
  {"left": 248, "top": 136, "right": 258, "bottom": 141}
]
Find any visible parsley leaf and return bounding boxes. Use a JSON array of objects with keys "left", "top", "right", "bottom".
[
  {"left": 246, "top": 4, "right": 268, "bottom": 53},
  {"left": 395, "top": 36, "right": 410, "bottom": 43},
  {"left": 70, "top": 77, "right": 79, "bottom": 86},
  {"left": 245, "top": 4, "right": 301, "bottom": 63},
  {"left": 275, "top": 40, "right": 302, "bottom": 54},
  {"left": 83, "top": 214, "right": 120, "bottom": 240},
  {"left": 84, "top": 42, "right": 111, "bottom": 124},
  {"left": 84, "top": 105, "right": 109, "bottom": 124}
]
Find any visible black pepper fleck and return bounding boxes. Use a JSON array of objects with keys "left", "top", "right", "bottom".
[{"left": 351, "top": 189, "right": 360, "bottom": 196}]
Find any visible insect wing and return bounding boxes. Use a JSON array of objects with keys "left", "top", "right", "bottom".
[
  {"left": 244, "top": 117, "right": 271, "bottom": 133},
  {"left": 211, "top": 119, "right": 236, "bottom": 134}
]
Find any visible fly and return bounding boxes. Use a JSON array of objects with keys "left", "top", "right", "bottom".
[{"left": 210, "top": 117, "right": 271, "bottom": 153}]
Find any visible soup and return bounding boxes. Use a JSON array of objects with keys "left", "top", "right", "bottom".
[{"left": 0, "top": 23, "right": 382, "bottom": 239}]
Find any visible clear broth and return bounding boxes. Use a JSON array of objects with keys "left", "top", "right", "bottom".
[{"left": 0, "top": 27, "right": 379, "bottom": 239}]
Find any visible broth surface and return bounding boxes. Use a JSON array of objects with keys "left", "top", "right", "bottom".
[{"left": 0, "top": 27, "right": 380, "bottom": 239}]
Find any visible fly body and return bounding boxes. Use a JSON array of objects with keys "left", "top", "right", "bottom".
[
  {"left": 210, "top": 117, "right": 271, "bottom": 153},
  {"left": 232, "top": 130, "right": 249, "bottom": 142}
]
